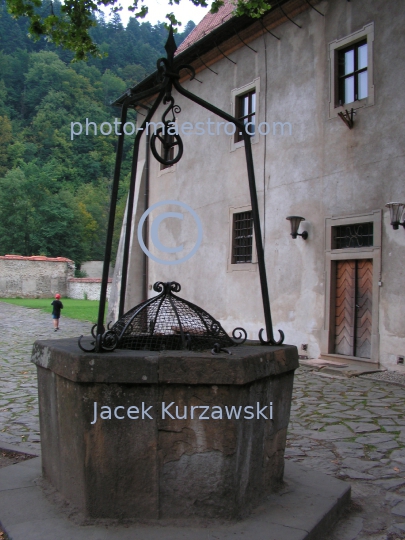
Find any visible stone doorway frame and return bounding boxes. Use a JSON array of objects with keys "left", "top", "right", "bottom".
[{"left": 321, "top": 209, "right": 382, "bottom": 364}]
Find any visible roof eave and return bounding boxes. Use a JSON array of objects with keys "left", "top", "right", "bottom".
[{"left": 111, "top": 0, "right": 295, "bottom": 107}]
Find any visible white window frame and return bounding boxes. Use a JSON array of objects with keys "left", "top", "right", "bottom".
[
  {"left": 328, "top": 23, "right": 374, "bottom": 119},
  {"left": 230, "top": 78, "right": 260, "bottom": 152}
]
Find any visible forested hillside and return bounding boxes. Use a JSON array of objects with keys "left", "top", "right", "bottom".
[{"left": 0, "top": 2, "right": 195, "bottom": 265}]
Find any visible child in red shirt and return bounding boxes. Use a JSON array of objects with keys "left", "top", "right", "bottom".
[{"left": 51, "top": 294, "right": 64, "bottom": 331}]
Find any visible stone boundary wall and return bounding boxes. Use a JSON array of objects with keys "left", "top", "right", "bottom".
[
  {"left": 0, "top": 255, "right": 74, "bottom": 298},
  {"left": 67, "top": 278, "right": 112, "bottom": 301}
]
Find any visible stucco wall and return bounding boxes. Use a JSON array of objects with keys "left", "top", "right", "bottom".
[
  {"left": 80, "top": 261, "right": 113, "bottom": 279},
  {"left": 68, "top": 279, "right": 112, "bottom": 301},
  {"left": 111, "top": 0, "right": 405, "bottom": 370},
  {"left": 0, "top": 256, "right": 74, "bottom": 298},
  {"left": 108, "top": 163, "right": 147, "bottom": 322}
]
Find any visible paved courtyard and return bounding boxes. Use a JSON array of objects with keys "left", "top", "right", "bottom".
[
  {"left": 288, "top": 371, "right": 405, "bottom": 540},
  {"left": 1, "top": 302, "right": 405, "bottom": 539},
  {"left": 0, "top": 302, "right": 90, "bottom": 452}
]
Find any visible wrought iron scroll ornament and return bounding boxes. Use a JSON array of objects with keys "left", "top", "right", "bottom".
[
  {"left": 78, "top": 325, "right": 117, "bottom": 353},
  {"left": 84, "top": 27, "right": 284, "bottom": 353},
  {"left": 150, "top": 96, "right": 183, "bottom": 166}
]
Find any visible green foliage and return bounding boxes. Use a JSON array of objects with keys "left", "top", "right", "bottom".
[
  {"left": 235, "top": 0, "right": 272, "bottom": 19},
  {"left": 2, "top": 0, "right": 198, "bottom": 60},
  {"left": 0, "top": 168, "right": 33, "bottom": 255},
  {"left": 0, "top": 114, "right": 12, "bottom": 175},
  {"left": 0, "top": 7, "right": 196, "bottom": 264},
  {"left": 0, "top": 297, "right": 103, "bottom": 322},
  {"left": 211, "top": 0, "right": 272, "bottom": 19}
]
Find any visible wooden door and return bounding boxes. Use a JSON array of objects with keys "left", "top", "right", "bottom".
[
  {"left": 334, "top": 260, "right": 372, "bottom": 358},
  {"left": 355, "top": 260, "right": 373, "bottom": 358},
  {"left": 334, "top": 261, "right": 356, "bottom": 356}
]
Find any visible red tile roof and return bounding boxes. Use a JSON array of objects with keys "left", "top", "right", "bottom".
[
  {"left": 176, "top": 0, "right": 235, "bottom": 54},
  {"left": 0, "top": 255, "right": 74, "bottom": 262}
]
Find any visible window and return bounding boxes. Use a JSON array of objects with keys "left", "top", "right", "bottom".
[
  {"left": 234, "top": 91, "right": 256, "bottom": 143},
  {"left": 338, "top": 41, "right": 368, "bottom": 105},
  {"left": 160, "top": 136, "right": 175, "bottom": 170},
  {"left": 332, "top": 222, "right": 373, "bottom": 249},
  {"left": 230, "top": 78, "right": 260, "bottom": 151},
  {"left": 232, "top": 211, "right": 253, "bottom": 263},
  {"left": 328, "top": 23, "right": 374, "bottom": 119},
  {"left": 228, "top": 206, "right": 257, "bottom": 271}
]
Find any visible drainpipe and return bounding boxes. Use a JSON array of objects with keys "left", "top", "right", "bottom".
[{"left": 142, "top": 132, "right": 150, "bottom": 302}]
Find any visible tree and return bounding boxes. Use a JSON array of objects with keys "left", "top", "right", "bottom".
[
  {"left": 4, "top": 0, "right": 271, "bottom": 60},
  {"left": 0, "top": 168, "right": 34, "bottom": 255},
  {"left": 0, "top": 13, "right": 201, "bottom": 262},
  {"left": 0, "top": 115, "right": 12, "bottom": 176}
]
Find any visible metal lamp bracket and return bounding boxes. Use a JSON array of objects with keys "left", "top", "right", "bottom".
[{"left": 338, "top": 108, "right": 355, "bottom": 129}]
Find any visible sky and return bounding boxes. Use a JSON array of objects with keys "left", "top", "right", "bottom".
[{"left": 108, "top": 0, "right": 211, "bottom": 28}]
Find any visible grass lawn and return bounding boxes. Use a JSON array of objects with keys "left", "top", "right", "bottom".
[{"left": 0, "top": 298, "right": 104, "bottom": 323}]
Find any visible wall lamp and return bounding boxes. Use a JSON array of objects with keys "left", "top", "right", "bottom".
[
  {"left": 286, "top": 216, "right": 308, "bottom": 240},
  {"left": 385, "top": 202, "right": 405, "bottom": 230}
]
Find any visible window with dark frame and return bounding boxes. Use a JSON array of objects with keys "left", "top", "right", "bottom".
[
  {"left": 234, "top": 90, "right": 256, "bottom": 144},
  {"left": 338, "top": 40, "right": 368, "bottom": 106},
  {"left": 332, "top": 222, "right": 374, "bottom": 249},
  {"left": 232, "top": 211, "right": 253, "bottom": 263},
  {"left": 160, "top": 136, "right": 175, "bottom": 170}
]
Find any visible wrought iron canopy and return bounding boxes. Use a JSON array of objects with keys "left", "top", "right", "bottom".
[{"left": 109, "top": 281, "right": 246, "bottom": 352}]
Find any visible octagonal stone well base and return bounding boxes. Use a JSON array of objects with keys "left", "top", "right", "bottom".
[{"left": 31, "top": 339, "right": 298, "bottom": 521}]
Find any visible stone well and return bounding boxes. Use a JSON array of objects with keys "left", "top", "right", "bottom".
[{"left": 32, "top": 339, "right": 298, "bottom": 520}]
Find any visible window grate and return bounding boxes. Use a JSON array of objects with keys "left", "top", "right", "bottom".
[
  {"left": 232, "top": 211, "right": 253, "bottom": 263},
  {"left": 332, "top": 222, "right": 373, "bottom": 249}
]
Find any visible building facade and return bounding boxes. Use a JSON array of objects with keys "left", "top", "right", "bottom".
[{"left": 109, "top": 0, "right": 405, "bottom": 370}]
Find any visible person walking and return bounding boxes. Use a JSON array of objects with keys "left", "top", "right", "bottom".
[{"left": 51, "top": 294, "right": 63, "bottom": 331}]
